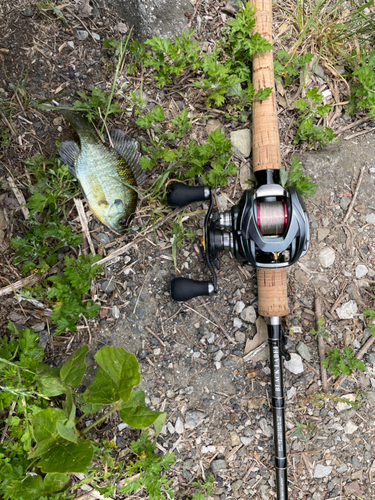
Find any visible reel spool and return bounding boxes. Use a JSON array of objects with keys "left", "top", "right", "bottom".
[{"left": 167, "top": 181, "right": 310, "bottom": 302}]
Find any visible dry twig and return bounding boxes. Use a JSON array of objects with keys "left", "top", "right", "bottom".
[
  {"left": 0, "top": 274, "right": 39, "bottom": 297},
  {"left": 315, "top": 296, "right": 328, "bottom": 393},
  {"left": 74, "top": 198, "right": 96, "bottom": 255},
  {"left": 342, "top": 166, "right": 366, "bottom": 223}
]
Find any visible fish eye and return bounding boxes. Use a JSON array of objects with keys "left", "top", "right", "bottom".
[{"left": 118, "top": 218, "right": 127, "bottom": 226}]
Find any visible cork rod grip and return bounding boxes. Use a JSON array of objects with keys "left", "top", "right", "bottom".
[
  {"left": 251, "top": 0, "right": 281, "bottom": 173},
  {"left": 252, "top": 0, "right": 289, "bottom": 316}
]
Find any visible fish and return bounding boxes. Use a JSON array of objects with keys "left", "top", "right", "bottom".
[{"left": 58, "top": 110, "right": 145, "bottom": 232}]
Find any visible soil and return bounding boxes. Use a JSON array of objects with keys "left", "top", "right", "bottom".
[{"left": 1, "top": 1, "right": 375, "bottom": 500}]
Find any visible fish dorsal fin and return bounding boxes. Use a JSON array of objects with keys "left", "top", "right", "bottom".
[
  {"left": 105, "top": 129, "right": 147, "bottom": 186},
  {"left": 58, "top": 141, "right": 80, "bottom": 178}
]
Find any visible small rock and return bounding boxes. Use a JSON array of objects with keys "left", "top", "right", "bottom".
[
  {"left": 67, "top": 41, "right": 75, "bottom": 51},
  {"left": 336, "top": 393, "right": 357, "bottom": 412},
  {"left": 175, "top": 417, "right": 184, "bottom": 434},
  {"left": 217, "top": 194, "right": 228, "bottom": 211},
  {"left": 214, "top": 361, "right": 221, "bottom": 370},
  {"left": 100, "top": 280, "right": 116, "bottom": 294},
  {"left": 22, "top": 7, "right": 34, "bottom": 16},
  {"left": 317, "top": 227, "right": 330, "bottom": 242},
  {"left": 97, "top": 232, "right": 110, "bottom": 244},
  {"left": 284, "top": 353, "right": 304, "bottom": 374},
  {"left": 231, "top": 479, "right": 243, "bottom": 493},
  {"left": 313, "top": 464, "right": 332, "bottom": 478},
  {"left": 233, "top": 317, "right": 243, "bottom": 330},
  {"left": 319, "top": 247, "right": 335, "bottom": 268},
  {"left": 92, "top": 32, "right": 100, "bottom": 41},
  {"left": 207, "top": 332, "right": 215, "bottom": 344},
  {"left": 118, "top": 423, "right": 128, "bottom": 431},
  {"left": 259, "top": 418, "right": 273, "bottom": 437},
  {"left": 340, "top": 196, "right": 351, "bottom": 210},
  {"left": 206, "top": 119, "right": 221, "bottom": 135},
  {"left": 185, "top": 410, "right": 205, "bottom": 430},
  {"left": 240, "top": 305, "right": 256, "bottom": 323},
  {"left": 260, "top": 485, "right": 269, "bottom": 500},
  {"left": 234, "top": 301, "right": 245, "bottom": 314},
  {"left": 112, "top": 305, "right": 120, "bottom": 319},
  {"left": 365, "top": 213, "right": 375, "bottom": 225},
  {"left": 230, "top": 431, "right": 241, "bottom": 446},
  {"left": 183, "top": 458, "right": 194, "bottom": 470},
  {"left": 287, "top": 387, "right": 296, "bottom": 400},
  {"left": 314, "top": 64, "right": 325, "bottom": 79},
  {"left": 75, "top": 30, "right": 89, "bottom": 41},
  {"left": 240, "top": 437, "right": 253, "bottom": 446},
  {"left": 313, "top": 492, "right": 323, "bottom": 500},
  {"left": 154, "top": 348, "right": 161, "bottom": 356},
  {"left": 344, "top": 420, "right": 358, "bottom": 434},
  {"left": 296, "top": 342, "right": 311, "bottom": 362},
  {"left": 37, "top": 330, "right": 49, "bottom": 349},
  {"left": 355, "top": 264, "right": 368, "bottom": 278},
  {"left": 235, "top": 330, "right": 246, "bottom": 343},
  {"left": 211, "top": 459, "right": 227, "bottom": 473},
  {"left": 230, "top": 129, "right": 251, "bottom": 158},
  {"left": 336, "top": 300, "right": 358, "bottom": 319},
  {"left": 345, "top": 482, "right": 362, "bottom": 497},
  {"left": 214, "top": 350, "right": 224, "bottom": 362},
  {"left": 167, "top": 422, "right": 175, "bottom": 434},
  {"left": 367, "top": 392, "right": 375, "bottom": 406},
  {"left": 32, "top": 322, "right": 46, "bottom": 332}
]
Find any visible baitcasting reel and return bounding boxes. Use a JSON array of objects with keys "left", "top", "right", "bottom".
[{"left": 167, "top": 180, "right": 310, "bottom": 301}]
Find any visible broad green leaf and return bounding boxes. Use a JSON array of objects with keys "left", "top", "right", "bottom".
[
  {"left": 57, "top": 419, "right": 78, "bottom": 443},
  {"left": 38, "top": 440, "right": 93, "bottom": 473},
  {"left": 120, "top": 390, "right": 166, "bottom": 429},
  {"left": 154, "top": 412, "right": 167, "bottom": 437},
  {"left": 43, "top": 473, "right": 69, "bottom": 494},
  {"left": 60, "top": 345, "right": 88, "bottom": 388},
  {"left": 30, "top": 408, "right": 66, "bottom": 458},
  {"left": 83, "top": 367, "right": 120, "bottom": 404},
  {"left": 38, "top": 373, "right": 65, "bottom": 397},
  {"left": 20, "top": 475, "right": 44, "bottom": 500},
  {"left": 94, "top": 347, "right": 140, "bottom": 402}
]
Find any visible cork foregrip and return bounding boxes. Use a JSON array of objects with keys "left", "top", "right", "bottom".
[{"left": 252, "top": 0, "right": 289, "bottom": 317}]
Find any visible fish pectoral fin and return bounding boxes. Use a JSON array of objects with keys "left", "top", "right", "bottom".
[
  {"left": 106, "top": 129, "right": 147, "bottom": 186},
  {"left": 58, "top": 141, "right": 80, "bottom": 178}
]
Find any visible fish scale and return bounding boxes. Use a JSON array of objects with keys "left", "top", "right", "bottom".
[{"left": 58, "top": 110, "right": 144, "bottom": 232}]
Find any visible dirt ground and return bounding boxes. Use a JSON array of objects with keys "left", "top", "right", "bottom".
[{"left": 1, "top": 1, "right": 375, "bottom": 500}]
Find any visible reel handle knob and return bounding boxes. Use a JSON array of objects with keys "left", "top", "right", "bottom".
[
  {"left": 167, "top": 182, "right": 210, "bottom": 207},
  {"left": 171, "top": 277, "right": 214, "bottom": 301}
]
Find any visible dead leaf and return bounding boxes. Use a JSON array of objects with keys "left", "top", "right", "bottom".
[
  {"left": 78, "top": 0, "right": 92, "bottom": 17},
  {"left": 345, "top": 481, "right": 361, "bottom": 498},
  {"left": 114, "top": 22, "right": 128, "bottom": 34},
  {"left": 244, "top": 316, "right": 268, "bottom": 354},
  {"left": 9, "top": 311, "right": 29, "bottom": 324},
  {"left": 245, "top": 369, "right": 258, "bottom": 379},
  {"left": 99, "top": 307, "right": 108, "bottom": 319}
]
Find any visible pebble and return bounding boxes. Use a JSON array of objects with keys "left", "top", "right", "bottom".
[
  {"left": 67, "top": 41, "right": 75, "bottom": 51},
  {"left": 117, "top": 423, "right": 128, "bottom": 431},
  {"left": 355, "top": 264, "right": 368, "bottom": 278},
  {"left": 296, "top": 342, "right": 311, "bottom": 361},
  {"left": 112, "top": 305, "right": 120, "bottom": 319},
  {"left": 336, "top": 393, "right": 357, "bottom": 412},
  {"left": 211, "top": 459, "right": 227, "bottom": 473},
  {"left": 32, "top": 322, "right": 45, "bottom": 332},
  {"left": 154, "top": 348, "right": 161, "bottom": 355},
  {"left": 235, "top": 330, "right": 246, "bottom": 343},
  {"left": 284, "top": 353, "right": 304, "bottom": 374},
  {"left": 287, "top": 387, "right": 296, "bottom": 400},
  {"left": 313, "top": 464, "right": 332, "bottom": 478},
  {"left": 230, "top": 129, "right": 251, "bottom": 158},
  {"left": 97, "top": 232, "right": 110, "bottom": 244},
  {"left": 37, "top": 330, "right": 49, "bottom": 349},
  {"left": 234, "top": 300, "right": 245, "bottom": 314},
  {"left": 175, "top": 417, "right": 184, "bottom": 434},
  {"left": 367, "top": 392, "right": 375, "bottom": 406},
  {"left": 205, "top": 119, "right": 221, "bottom": 135},
  {"left": 240, "top": 305, "right": 256, "bottom": 323},
  {"left": 365, "top": 213, "right": 375, "bottom": 224},
  {"left": 230, "top": 431, "right": 241, "bottom": 446},
  {"left": 214, "top": 350, "right": 224, "bottom": 362},
  {"left": 185, "top": 410, "right": 205, "bottom": 430},
  {"left": 100, "top": 280, "right": 116, "bottom": 293},
  {"left": 167, "top": 422, "right": 175, "bottom": 434},
  {"left": 233, "top": 317, "right": 243, "bottom": 330},
  {"left": 214, "top": 361, "right": 221, "bottom": 370},
  {"left": 240, "top": 437, "right": 253, "bottom": 446},
  {"left": 340, "top": 196, "right": 351, "bottom": 210},
  {"left": 22, "top": 7, "right": 34, "bottom": 16},
  {"left": 319, "top": 247, "right": 336, "bottom": 268},
  {"left": 75, "top": 30, "right": 89, "bottom": 41},
  {"left": 92, "top": 32, "right": 100, "bottom": 40},
  {"left": 344, "top": 420, "right": 358, "bottom": 434},
  {"left": 259, "top": 418, "right": 273, "bottom": 437},
  {"left": 207, "top": 332, "right": 215, "bottom": 344},
  {"left": 317, "top": 227, "right": 330, "bottom": 242},
  {"left": 231, "top": 479, "right": 243, "bottom": 492},
  {"left": 336, "top": 300, "right": 358, "bottom": 319}
]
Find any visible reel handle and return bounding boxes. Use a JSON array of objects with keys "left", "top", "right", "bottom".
[
  {"left": 167, "top": 182, "right": 210, "bottom": 207},
  {"left": 171, "top": 277, "right": 214, "bottom": 301}
]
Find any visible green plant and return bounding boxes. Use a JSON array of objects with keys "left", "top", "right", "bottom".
[
  {"left": 0, "top": 328, "right": 167, "bottom": 500},
  {"left": 346, "top": 50, "right": 375, "bottom": 119},
  {"left": 310, "top": 317, "right": 328, "bottom": 338},
  {"left": 274, "top": 50, "right": 314, "bottom": 86},
  {"left": 291, "top": 418, "right": 317, "bottom": 440},
  {"left": 0, "top": 127, "right": 10, "bottom": 147},
  {"left": 280, "top": 157, "right": 316, "bottom": 198},
  {"left": 72, "top": 86, "right": 121, "bottom": 122},
  {"left": 308, "top": 391, "right": 361, "bottom": 408},
  {"left": 36, "top": 1, "right": 69, "bottom": 26},
  {"left": 121, "top": 431, "right": 175, "bottom": 499},
  {"left": 294, "top": 88, "right": 335, "bottom": 147},
  {"left": 169, "top": 215, "right": 196, "bottom": 269},
  {"left": 364, "top": 308, "right": 375, "bottom": 335},
  {"left": 191, "top": 475, "right": 214, "bottom": 499},
  {"left": 322, "top": 346, "right": 366, "bottom": 377}
]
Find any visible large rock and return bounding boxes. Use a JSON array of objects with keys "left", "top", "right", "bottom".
[{"left": 99, "top": 0, "right": 193, "bottom": 41}]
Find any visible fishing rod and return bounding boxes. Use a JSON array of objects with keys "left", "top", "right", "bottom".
[{"left": 166, "top": 1, "right": 310, "bottom": 499}]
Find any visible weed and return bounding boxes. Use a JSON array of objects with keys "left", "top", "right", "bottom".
[
  {"left": 0, "top": 127, "right": 10, "bottom": 147},
  {"left": 0, "top": 327, "right": 166, "bottom": 499},
  {"left": 310, "top": 317, "right": 328, "bottom": 338},
  {"left": 346, "top": 49, "right": 375, "bottom": 119},
  {"left": 294, "top": 88, "right": 335, "bottom": 147},
  {"left": 169, "top": 215, "right": 196, "bottom": 269},
  {"left": 322, "top": 346, "right": 366, "bottom": 377},
  {"left": 280, "top": 157, "right": 317, "bottom": 198},
  {"left": 274, "top": 50, "right": 314, "bottom": 86},
  {"left": 191, "top": 475, "right": 214, "bottom": 499},
  {"left": 36, "top": 1, "right": 69, "bottom": 26},
  {"left": 72, "top": 86, "right": 121, "bottom": 122},
  {"left": 363, "top": 308, "right": 375, "bottom": 335},
  {"left": 291, "top": 418, "right": 317, "bottom": 440},
  {"left": 308, "top": 391, "right": 361, "bottom": 408}
]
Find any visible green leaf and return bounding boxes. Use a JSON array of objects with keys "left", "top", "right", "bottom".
[
  {"left": 37, "top": 373, "right": 65, "bottom": 397},
  {"left": 43, "top": 473, "right": 69, "bottom": 495},
  {"left": 30, "top": 408, "right": 66, "bottom": 458},
  {"left": 19, "top": 475, "right": 44, "bottom": 500},
  {"left": 38, "top": 440, "right": 94, "bottom": 473},
  {"left": 60, "top": 345, "right": 88, "bottom": 388},
  {"left": 56, "top": 419, "right": 78, "bottom": 444},
  {"left": 83, "top": 366, "right": 120, "bottom": 404},
  {"left": 153, "top": 412, "right": 167, "bottom": 437},
  {"left": 94, "top": 347, "right": 141, "bottom": 402},
  {"left": 119, "top": 390, "right": 166, "bottom": 429}
]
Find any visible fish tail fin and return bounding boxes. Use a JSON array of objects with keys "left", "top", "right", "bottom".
[{"left": 105, "top": 129, "right": 147, "bottom": 186}]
